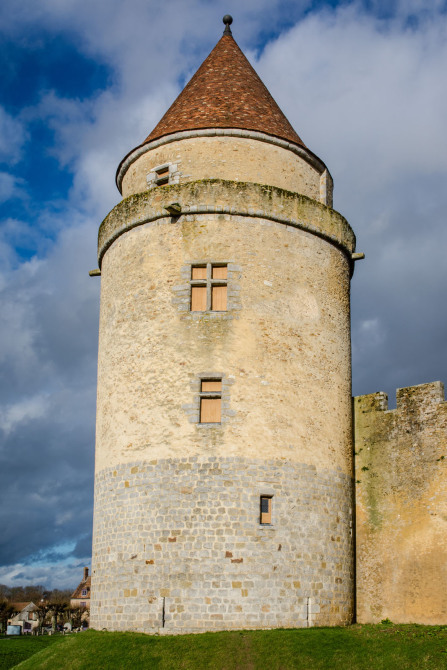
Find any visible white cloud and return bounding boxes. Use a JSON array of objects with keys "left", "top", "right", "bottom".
[
  {"left": 256, "top": 4, "right": 447, "bottom": 183},
  {"left": 0, "top": 173, "right": 25, "bottom": 202},
  {"left": 0, "top": 558, "right": 90, "bottom": 591},
  {"left": 0, "top": 395, "right": 49, "bottom": 435},
  {"left": 0, "top": 107, "right": 27, "bottom": 162}
]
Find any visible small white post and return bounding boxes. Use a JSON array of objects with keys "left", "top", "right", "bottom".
[{"left": 307, "top": 597, "right": 312, "bottom": 628}]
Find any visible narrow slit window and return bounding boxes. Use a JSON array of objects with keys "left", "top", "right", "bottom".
[
  {"left": 260, "top": 496, "right": 272, "bottom": 524},
  {"left": 190, "top": 264, "right": 228, "bottom": 312},
  {"left": 199, "top": 379, "right": 222, "bottom": 423}
]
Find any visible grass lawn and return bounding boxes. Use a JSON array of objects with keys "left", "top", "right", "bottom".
[
  {"left": 0, "top": 635, "right": 65, "bottom": 670},
  {"left": 3, "top": 624, "right": 447, "bottom": 670}
]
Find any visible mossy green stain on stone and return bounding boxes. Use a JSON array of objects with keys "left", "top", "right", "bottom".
[{"left": 98, "top": 179, "right": 355, "bottom": 268}]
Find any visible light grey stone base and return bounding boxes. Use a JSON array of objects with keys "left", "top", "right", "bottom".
[{"left": 91, "top": 456, "right": 354, "bottom": 633}]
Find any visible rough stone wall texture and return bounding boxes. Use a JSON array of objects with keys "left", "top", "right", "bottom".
[
  {"left": 91, "top": 187, "right": 355, "bottom": 630},
  {"left": 354, "top": 382, "right": 447, "bottom": 624},
  {"left": 91, "top": 457, "right": 354, "bottom": 632},
  {"left": 94, "top": 209, "right": 353, "bottom": 474},
  {"left": 120, "top": 136, "right": 324, "bottom": 204},
  {"left": 92, "top": 116, "right": 355, "bottom": 632}
]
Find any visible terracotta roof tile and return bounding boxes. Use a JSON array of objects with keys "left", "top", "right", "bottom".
[{"left": 143, "top": 33, "right": 305, "bottom": 148}]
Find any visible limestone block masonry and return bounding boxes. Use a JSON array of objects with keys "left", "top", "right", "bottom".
[
  {"left": 354, "top": 382, "right": 447, "bottom": 624},
  {"left": 90, "top": 176, "right": 356, "bottom": 632},
  {"left": 92, "top": 458, "right": 353, "bottom": 632}
]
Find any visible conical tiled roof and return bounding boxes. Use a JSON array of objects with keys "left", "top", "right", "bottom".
[{"left": 142, "top": 32, "right": 306, "bottom": 148}]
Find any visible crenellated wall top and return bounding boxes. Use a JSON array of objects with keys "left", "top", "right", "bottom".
[{"left": 354, "top": 381, "right": 446, "bottom": 416}]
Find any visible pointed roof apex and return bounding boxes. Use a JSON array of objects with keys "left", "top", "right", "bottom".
[{"left": 142, "top": 19, "right": 306, "bottom": 149}]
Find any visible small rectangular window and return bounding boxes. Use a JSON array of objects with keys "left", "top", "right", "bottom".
[
  {"left": 189, "top": 263, "right": 228, "bottom": 312},
  {"left": 260, "top": 496, "right": 272, "bottom": 524},
  {"left": 155, "top": 165, "right": 169, "bottom": 185},
  {"left": 199, "top": 379, "right": 222, "bottom": 423}
]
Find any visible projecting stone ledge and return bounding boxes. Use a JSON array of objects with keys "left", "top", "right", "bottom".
[{"left": 97, "top": 179, "right": 355, "bottom": 267}]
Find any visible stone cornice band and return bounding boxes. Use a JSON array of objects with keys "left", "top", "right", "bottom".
[
  {"left": 116, "top": 129, "right": 331, "bottom": 194},
  {"left": 98, "top": 180, "right": 355, "bottom": 270}
]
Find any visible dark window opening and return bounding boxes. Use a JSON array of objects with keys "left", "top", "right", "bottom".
[
  {"left": 260, "top": 496, "right": 272, "bottom": 524},
  {"left": 155, "top": 165, "right": 170, "bottom": 185}
]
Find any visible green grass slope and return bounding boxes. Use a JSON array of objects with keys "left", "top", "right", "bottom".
[
  {"left": 0, "top": 635, "right": 64, "bottom": 670},
  {"left": 7, "top": 624, "right": 447, "bottom": 670}
]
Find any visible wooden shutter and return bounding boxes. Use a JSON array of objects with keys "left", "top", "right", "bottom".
[
  {"left": 260, "top": 497, "right": 272, "bottom": 524},
  {"left": 212, "top": 285, "right": 227, "bottom": 311},
  {"left": 200, "top": 398, "right": 221, "bottom": 423},
  {"left": 212, "top": 265, "right": 227, "bottom": 279},
  {"left": 191, "top": 286, "right": 207, "bottom": 311},
  {"left": 201, "top": 380, "right": 222, "bottom": 392},
  {"left": 192, "top": 266, "right": 207, "bottom": 280}
]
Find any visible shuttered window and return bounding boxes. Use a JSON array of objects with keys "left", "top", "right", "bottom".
[
  {"left": 190, "top": 264, "right": 228, "bottom": 311},
  {"left": 212, "top": 285, "right": 227, "bottom": 311},
  {"left": 192, "top": 266, "right": 207, "bottom": 280},
  {"left": 199, "top": 379, "right": 222, "bottom": 423},
  {"left": 212, "top": 266, "right": 227, "bottom": 280},
  {"left": 191, "top": 286, "right": 207, "bottom": 311},
  {"left": 260, "top": 496, "right": 272, "bottom": 524}
]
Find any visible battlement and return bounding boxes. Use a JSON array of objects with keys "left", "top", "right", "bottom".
[{"left": 354, "top": 380, "right": 445, "bottom": 415}]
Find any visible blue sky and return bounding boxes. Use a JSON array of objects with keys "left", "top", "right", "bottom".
[{"left": 1, "top": 0, "right": 447, "bottom": 589}]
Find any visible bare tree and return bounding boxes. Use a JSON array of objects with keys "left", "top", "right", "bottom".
[
  {"left": 48, "top": 601, "right": 68, "bottom": 633},
  {"left": 34, "top": 603, "right": 51, "bottom": 635}
]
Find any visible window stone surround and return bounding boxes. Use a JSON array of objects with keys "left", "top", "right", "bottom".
[
  {"left": 182, "top": 372, "right": 235, "bottom": 426},
  {"left": 172, "top": 261, "right": 242, "bottom": 317},
  {"left": 147, "top": 161, "right": 182, "bottom": 188}
]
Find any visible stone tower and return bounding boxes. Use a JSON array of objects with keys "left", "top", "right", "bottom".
[{"left": 91, "top": 17, "right": 357, "bottom": 633}]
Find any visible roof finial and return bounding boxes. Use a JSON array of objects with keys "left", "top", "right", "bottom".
[{"left": 223, "top": 15, "right": 233, "bottom": 35}]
